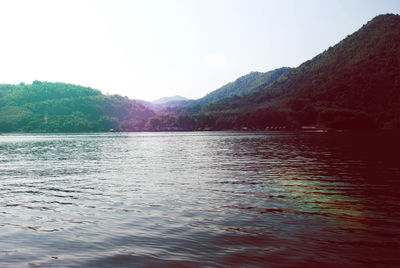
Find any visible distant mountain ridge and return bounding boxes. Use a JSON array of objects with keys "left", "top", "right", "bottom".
[
  {"left": 153, "top": 95, "right": 188, "bottom": 104},
  {"left": 136, "top": 96, "right": 192, "bottom": 113},
  {"left": 196, "top": 67, "right": 292, "bottom": 105}
]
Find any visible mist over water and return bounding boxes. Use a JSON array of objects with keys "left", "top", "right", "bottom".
[{"left": 0, "top": 132, "right": 399, "bottom": 267}]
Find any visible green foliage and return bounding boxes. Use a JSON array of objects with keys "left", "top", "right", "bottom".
[
  {"left": 0, "top": 81, "right": 155, "bottom": 132},
  {"left": 0, "top": 106, "right": 33, "bottom": 132}
]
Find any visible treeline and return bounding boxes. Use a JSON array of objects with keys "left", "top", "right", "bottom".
[
  {"left": 131, "top": 105, "right": 377, "bottom": 132},
  {"left": 124, "top": 106, "right": 313, "bottom": 131}
]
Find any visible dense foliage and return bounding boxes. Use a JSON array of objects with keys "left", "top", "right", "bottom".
[{"left": 0, "top": 81, "right": 154, "bottom": 132}]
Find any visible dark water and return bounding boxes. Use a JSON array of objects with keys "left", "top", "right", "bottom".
[{"left": 0, "top": 131, "right": 399, "bottom": 267}]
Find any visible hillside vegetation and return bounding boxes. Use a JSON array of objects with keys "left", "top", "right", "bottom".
[
  {"left": 196, "top": 67, "right": 292, "bottom": 105},
  {"left": 0, "top": 81, "right": 154, "bottom": 132},
  {"left": 190, "top": 14, "right": 400, "bottom": 130}
]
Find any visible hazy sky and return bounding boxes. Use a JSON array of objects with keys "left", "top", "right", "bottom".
[{"left": 0, "top": 0, "right": 398, "bottom": 101}]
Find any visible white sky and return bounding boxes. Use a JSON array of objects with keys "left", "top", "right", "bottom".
[{"left": 0, "top": 0, "right": 398, "bottom": 101}]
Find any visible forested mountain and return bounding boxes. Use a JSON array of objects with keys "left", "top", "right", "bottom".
[
  {"left": 0, "top": 81, "right": 154, "bottom": 132},
  {"left": 196, "top": 67, "right": 292, "bottom": 105},
  {"left": 189, "top": 14, "right": 400, "bottom": 130}
]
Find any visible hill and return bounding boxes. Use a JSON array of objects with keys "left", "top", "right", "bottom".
[
  {"left": 193, "top": 14, "right": 400, "bottom": 130},
  {"left": 0, "top": 81, "right": 155, "bottom": 132},
  {"left": 196, "top": 67, "right": 292, "bottom": 105}
]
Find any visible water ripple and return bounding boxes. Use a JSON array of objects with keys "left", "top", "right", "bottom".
[{"left": 0, "top": 132, "right": 399, "bottom": 267}]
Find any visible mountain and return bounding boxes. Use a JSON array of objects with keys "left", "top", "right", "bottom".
[
  {"left": 194, "top": 14, "right": 400, "bottom": 129},
  {"left": 153, "top": 95, "right": 188, "bottom": 104},
  {"left": 136, "top": 96, "right": 193, "bottom": 113},
  {"left": 196, "top": 67, "right": 292, "bottom": 105},
  {"left": 0, "top": 81, "right": 155, "bottom": 132}
]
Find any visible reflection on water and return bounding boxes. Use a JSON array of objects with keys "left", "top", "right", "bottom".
[{"left": 0, "top": 131, "right": 399, "bottom": 267}]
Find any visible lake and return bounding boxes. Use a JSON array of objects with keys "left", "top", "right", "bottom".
[{"left": 0, "top": 131, "right": 399, "bottom": 267}]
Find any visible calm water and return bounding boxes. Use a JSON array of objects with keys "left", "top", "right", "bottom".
[{"left": 0, "top": 131, "right": 399, "bottom": 267}]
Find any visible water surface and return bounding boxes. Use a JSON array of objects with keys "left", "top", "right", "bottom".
[{"left": 0, "top": 131, "right": 399, "bottom": 267}]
